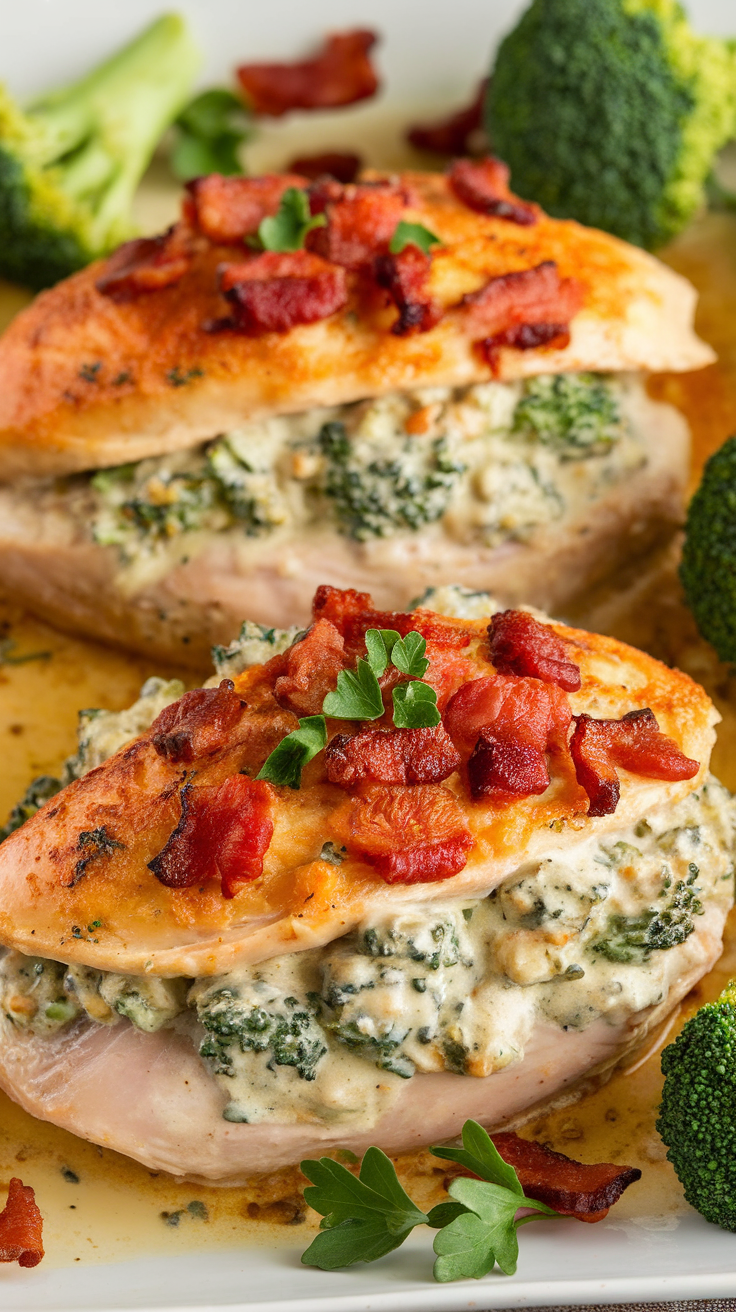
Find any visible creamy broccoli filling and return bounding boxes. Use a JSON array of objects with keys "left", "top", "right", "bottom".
[
  {"left": 1, "top": 780, "right": 733, "bottom": 1130},
  {"left": 26, "top": 373, "right": 645, "bottom": 585}
]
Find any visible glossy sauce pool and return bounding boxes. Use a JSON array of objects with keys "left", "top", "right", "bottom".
[{"left": 1, "top": 124, "right": 736, "bottom": 1266}]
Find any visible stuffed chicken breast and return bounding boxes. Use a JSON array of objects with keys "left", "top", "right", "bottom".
[
  {"left": 0, "top": 163, "right": 711, "bottom": 664},
  {"left": 0, "top": 586, "right": 731, "bottom": 1182}
]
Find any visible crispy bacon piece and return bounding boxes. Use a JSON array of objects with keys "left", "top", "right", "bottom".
[
  {"left": 461, "top": 260, "right": 582, "bottom": 343},
  {"left": 308, "top": 182, "right": 409, "bottom": 270},
  {"left": 311, "top": 587, "right": 472, "bottom": 654},
  {"left": 489, "top": 610, "right": 581, "bottom": 692},
  {"left": 374, "top": 245, "right": 441, "bottom": 336},
  {"left": 96, "top": 225, "right": 193, "bottom": 301},
  {"left": 447, "top": 1132, "right": 640, "bottom": 1222},
  {"left": 449, "top": 156, "right": 537, "bottom": 226},
  {"left": 407, "top": 81, "right": 487, "bottom": 157},
  {"left": 237, "top": 31, "right": 379, "bottom": 117},
  {"left": 312, "top": 584, "right": 373, "bottom": 629},
  {"left": 185, "top": 173, "right": 307, "bottom": 244},
  {"left": 337, "top": 783, "right": 472, "bottom": 883},
  {"left": 148, "top": 776, "right": 273, "bottom": 899},
  {"left": 326, "top": 724, "right": 460, "bottom": 787},
  {"left": 217, "top": 251, "right": 348, "bottom": 334},
  {"left": 274, "top": 619, "right": 346, "bottom": 716},
  {"left": 289, "top": 152, "right": 362, "bottom": 184},
  {"left": 480, "top": 322, "right": 572, "bottom": 373},
  {"left": 0, "top": 1178, "right": 44, "bottom": 1267},
  {"left": 445, "top": 674, "right": 571, "bottom": 802},
  {"left": 570, "top": 708, "right": 699, "bottom": 818},
  {"left": 150, "top": 681, "right": 245, "bottom": 764}
]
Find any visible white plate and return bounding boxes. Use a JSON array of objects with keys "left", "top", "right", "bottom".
[{"left": 2, "top": 0, "right": 736, "bottom": 1306}]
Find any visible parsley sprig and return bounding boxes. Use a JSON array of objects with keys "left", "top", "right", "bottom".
[
  {"left": 301, "top": 1120, "right": 561, "bottom": 1282},
  {"left": 257, "top": 188, "right": 326, "bottom": 252},
  {"left": 390, "top": 220, "right": 441, "bottom": 255},
  {"left": 322, "top": 628, "right": 439, "bottom": 728},
  {"left": 256, "top": 715, "right": 327, "bottom": 788}
]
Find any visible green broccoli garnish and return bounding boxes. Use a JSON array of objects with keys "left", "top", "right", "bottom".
[
  {"left": 487, "top": 0, "right": 736, "bottom": 250},
  {"left": 319, "top": 420, "right": 465, "bottom": 541},
  {"left": 512, "top": 373, "right": 623, "bottom": 456},
  {"left": 0, "top": 14, "right": 199, "bottom": 290},
  {"left": 680, "top": 435, "right": 736, "bottom": 664},
  {"left": 657, "top": 979, "right": 736, "bottom": 1228}
]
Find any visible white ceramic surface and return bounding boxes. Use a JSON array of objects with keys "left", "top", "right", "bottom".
[{"left": 2, "top": 0, "right": 736, "bottom": 1306}]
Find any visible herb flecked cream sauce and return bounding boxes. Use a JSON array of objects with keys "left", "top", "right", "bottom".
[{"left": 1, "top": 114, "right": 736, "bottom": 1268}]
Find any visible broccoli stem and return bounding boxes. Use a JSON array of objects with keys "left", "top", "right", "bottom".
[{"left": 24, "top": 15, "right": 199, "bottom": 250}]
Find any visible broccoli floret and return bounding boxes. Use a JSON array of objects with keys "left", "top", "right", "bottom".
[
  {"left": 680, "top": 435, "right": 736, "bottom": 664},
  {"left": 657, "top": 979, "right": 736, "bottom": 1228},
  {"left": 512, "top": 373, "right": 623, "bottom": 456},
  {"left": 590, "top": 870, "right": 703, "bottom": 962},
  {"left": 488, "top": 0, "right": 736, "bottom": 250},
  {"left": 319, "top": 420, "right": 465, "bottom": 540},
  {"left": 0, "top": 15, "right": 199, "bottom": 290},
  {"left": 197, "top": 987, "right": 327, "bottom": 1083}
]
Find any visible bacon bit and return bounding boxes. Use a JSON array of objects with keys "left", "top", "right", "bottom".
[
  {"left": 0, "top": 1178, "right": 44, "bottom": 1267},
  {"left": 325, "top": 724, "right": 460, "bottom": 787},
  {"left": 150, "top": 681, "right": 245, "bottom": 764},
  {"left": 185, "top": 173, "right": 307, "bottom": 244},
  {"left": 289, "top": 152, "right": 362, "bottom": 183},
  {"left": 489, "top": 610, "right": 581, "bottom": 692},
  {"left": 237, "top": 31, "right": 379, "bottom": 117},
  {"left": 407, "top": 81, "right": 487, "bottom": 157},
  {"left": 308, "top": 182, "right": 409, "bottom": 270},
  {"left": 449, "top": 156, "right": 537, "bottom": 226},
  {"left": 570, "top": 709, "right": 699, "bottom": 818},
  {"left": 447, "top": 1132, "right": 641, "bottom": 1222},
  {"left": 148, "top": 776, "right": 273, "bottom": 899},
  {"left": 96, "top": 225, "right": 193, "bottom": 301},
  {"left": 274, "top": 619, "right": 346, "bottom": 716},
  {"left": 461, "top": 261, "right": 582, "bottom": 343},
  {"left": 480, "top": 322, "right": 572, "bottom": 373},
  {"left": 445, "top": 674, "right": 571, "bottom": 802},
  {"left": 337, "top": 783, "right": 472, "bottom": 883},
  {"left": 374, "top": 246, "right": 442, "bottom": 336},
  {"left": 217, "top": 251, "right": 348, "bottom": 334},
  {"left": 312, "top": 584, "right": 374, "bottom": 629}
]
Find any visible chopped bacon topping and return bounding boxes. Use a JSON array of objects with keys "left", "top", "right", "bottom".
[
  {"left": 480, "top": 322, "right": 573, "bottom": 373},
  {"left": 336, "top": 783, "right": 472, "bottom": 884},
  {"left": 308, "top": 181, "right": 409, "bottom": 270},
  {"left": 150, "top": 681, "right": 245, "bottom": 764},
  {"left": 185, "top": 173, "right": 307, "bottom": 244},
  {"left": 444, "top": 674, "right": 571, "bottom": 802},
  {"left": 570, "top": 708, "right": 699, "bottom": 818},
  {"left": 311, "top": 587, "right": 471, "bottom": 653},
  {"left": 217, "top": 251, "right": 348, "bottom": 334},
  {"left": 274, "top": 619, "right": 346, "bottom": 716},
  {"left": 289, "top": 152, "right": 362, "bottom": 184},
  {"left": 489, "top": 610, "right": 581, "bottom": 692},
  {"left": 407, "top": 81, "right": 487, "bottom": 157},
  {"left": 326, "top": 724, "right": 460, "bottom": 787},
  {"left": 96, "top": 225, "right": 193, "bottom": 301},
  {"left": 237, "top": 31, "right": 379, "bottom": 117},
  {"left": 447, "top": 1132, "right": 641, "bottom": 1222},
  {"left": 449, "top": 156, "right": 537, "bottom": 226},
  {"left": 374, "top": 245, "right": 441, "bottom": 336},
  {"left": 460, "top": 260, "right": 582, "bottom": 342},
  {"left": 0, "top": 1179, "right": 44, "bottom": 1268},
  {"left": 148, "top": 776, "right": 273, "bottom": 899}
]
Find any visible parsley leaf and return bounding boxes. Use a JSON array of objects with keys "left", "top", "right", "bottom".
[
  {"left": 323, "top": 659, "right": 384, "bottom": 720},
  {"left": 390, "top": 220, "right": 441, "bottom": 256},
  {"left": 391, "top": 630, "right": 430, "bottom": 678},
  {"left": 300, "top": 1148, "right": 429, "bottom": 1270},
  {"left": 258, "top": 188, "right": 327, "bottom": 252},
  {"left": 431, "top": 1119, "right": 523, "bottom": 1192},
  {"left": 170, "top": 89, "right": 251, "bottom": 182},
  {"left": 364, "top": 628, "right": 401, "bottom": 677},
  {"left": 256, "top": 715, "right": 327, "bottom": 788},
  {"left": 392, "top": 680, "right": 441, "bottom": 729}
]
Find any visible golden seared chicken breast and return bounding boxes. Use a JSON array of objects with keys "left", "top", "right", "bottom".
[{"left": 0, "top": 585, "right": 731, "bottom": 1183}]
